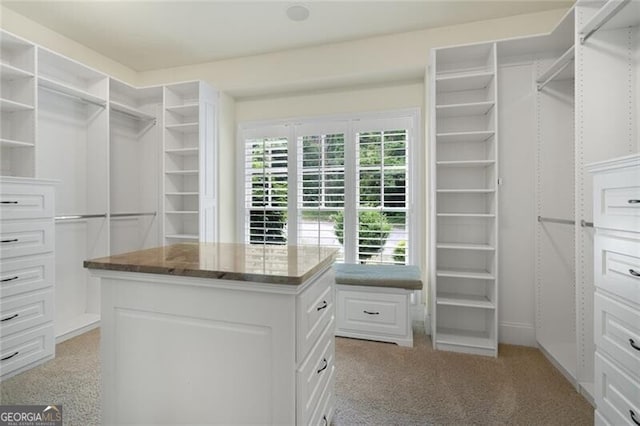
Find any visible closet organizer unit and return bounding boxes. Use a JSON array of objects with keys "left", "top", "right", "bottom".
[
  {"left": 430, "top": 43, "right": 499, "bottom": 357},
  {"left": 36, "top": 48, "right": 109, "bottom": 341},
  {"left": 109, "top": 79, "right": 162, "bottom": 254},
  {"left": 163, "top": 82, "right": 217, "bottom": 244},
  {"left": 0, "top": 31, "right": 36, "bottom": 177}
]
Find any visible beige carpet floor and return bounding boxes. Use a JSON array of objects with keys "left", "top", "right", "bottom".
[{"left": 0, "top": 326, "right": 593, "bottom": 425}]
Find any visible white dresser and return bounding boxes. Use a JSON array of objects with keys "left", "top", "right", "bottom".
[
  {"left": 588, "top": 155, "right": 640, "bottom": 426},
  {"left": 0, "top": 177, "right": 56, "bottom": 380}
]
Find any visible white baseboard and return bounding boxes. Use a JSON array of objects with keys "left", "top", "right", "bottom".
[{"left": 499, "top": 321, "right": 536, "bottom": 347}]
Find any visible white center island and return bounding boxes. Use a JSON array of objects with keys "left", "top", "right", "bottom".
[{"left": 84, "top": 243, "right": 338, "bottom": 425}]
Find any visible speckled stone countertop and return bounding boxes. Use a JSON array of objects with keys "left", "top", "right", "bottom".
[{"left": 84, "top": 243, "right": 339, "bottom": 285}]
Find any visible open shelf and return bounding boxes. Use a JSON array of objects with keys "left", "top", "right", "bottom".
[
  {"left": 436, "top": 160, "right": 495, "bottom": 167},
  {"left": 110, "top": 100, "right": 156, "bottom": 121},
  {"left": 165, "top": 147, "right": 199, "bottom": 156},
  {"left": 436, "top": 131, "right": 495, "bottom": 143},
  {"left": 579, "top": 0, "right": 640, "bottom": 43},
  {"left": 436, "top": 101, "right": 494, "bottom": 117},
  {"left": 38, "top": 76, "right": 107, "bottom": 107},
  {"left": 436, "top": 71, "right": 494, "bottom": 93},
  {"left": 166, "top": 103, "right": 199, "bottom": 117},
  {"left": 165, "top": 170, "right": 198, "bottom": 175},
  {"left": 165, "top": 234, "right": 199, "bottom": 240},
  {"left": 165, "top": 122, "right": 198, "bottom": 133},
  {"left": 436, "top": 268, "right": 495, "bottom": 280},
  {"left": 0, "top": 138, "right": 34, "bottom": 148},
  {"left": 0, "top": 98, "right": 34, "bottom": 112},
  {"left": 436, "top": 293, "right": 495, "bottom": 309},
  {"left": 435, "top": 327, "right": 496, "bottom": 350},
  {"left": 436, "top": 242, "right": 495, "bottom": 251},
  {"left": 1, "top": 62, "right": 34, "bottom": 80}
]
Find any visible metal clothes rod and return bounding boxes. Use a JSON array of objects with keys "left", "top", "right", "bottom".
[
  {"left": 110, "top": 212, "right": 157, "bottom": 218},
  {"left": 55, "top": 213, "right": 107, "bottom": 221},
  {"left": 39, "top": 85, "right": 106, "bottom": 109},
  {"left": 536, "top": 47, "right": 574, "bottom": 91},
  {"left": 111, "top": 107, "right": 157, "bottom": 124},
  {"left": 580, "top": 0, "right": 631, "bottom": 44},
  {"left": 537, "top": 216, "right": 594, "bottom": 228}
]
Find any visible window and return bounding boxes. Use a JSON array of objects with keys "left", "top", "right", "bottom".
[{"left": 239, "top": 110, "right": 419, "bottom": 265}]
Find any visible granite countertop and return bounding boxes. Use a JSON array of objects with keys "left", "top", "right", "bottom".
[{"left": 84, "top": 243, "right": 339, "bottom": 285}]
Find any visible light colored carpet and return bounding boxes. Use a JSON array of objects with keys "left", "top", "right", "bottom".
[{"left": 0, "top": 326, "right": 593, "bottom": 425}]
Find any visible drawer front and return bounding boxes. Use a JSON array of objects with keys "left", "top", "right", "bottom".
[
  {"left": 595, "top": 293, "right": 640, "bottom": 382},
  {"left": 595, "top": 409, "right": 609, "bottom": 426},
  {"left": 595, "top": 233, "right": 640, "bottom": 305},
  {"left": 595, "top": 352, "right": 640, "bottom": 426},
  {"left": 297, "top": 269, "right": 334, "bottom": 361},
  {"left": 0, "top": 221, "right": 54, "bottom": 259},
  {"left": 593, "top": 168, "right": 640, "bottom": 232},
  {"left": 309, "top": 364, "right": 335, "bottom": 426},
  {"left": 336, "top": 287, "right": 408, "bottom": 337},
  {"left": 0, "top": 289, "right": 54, "bottom": 339},
  {"left": 0, "top": 324, "right": 54, "bottom": 378},
  {"left": 0, "top": 255, "right": 54, "bottom": 298},
  {"left": 0, "top": 183, "right": 54, "bottom": 221},
  {"left": 297, "top": 318, "right": 335, "bottom": 426}
]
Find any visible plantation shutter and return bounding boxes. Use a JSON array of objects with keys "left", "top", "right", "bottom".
[{"left": 243, "top": 126, "right": 290, "bottom": 245}]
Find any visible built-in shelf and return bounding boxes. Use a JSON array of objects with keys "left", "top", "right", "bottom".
[
  {"left": 165, "top": 122, "right": 198, "bottom": 133},
  {"left": 436, "top": 189, "right": 495, "bottom": 193},
  {"left": 165, "top": 234, "right": 199, "bottom": 240},
  {"left": 436, "top": 328, "right": 495, "bottom": 350},
  {"left": 435, "top": 101, "right": 494, "bottom": 117},
  {"left": 436, "top": 160, "right": 495, "bottom": 167},
  {"left": 436, "top": 71, "right": 494, "bottom": 93},
  {"left": 38, "top": 76, "right": 107, "bottom": 107},
  {"left": 165, "top": 147, "right": 199, "bottom": 156},
  {"left": 537, "top": 46, "right": 575, "bottom": 90},
  {"left": 165, "top": 103, "right": 199, "bottom": 117},
  {"left": 436, "top": 131, "right": 495, "bottom": 143},
  {"left": 436, "top": 293, "right": 495, "bottom": 309},
  {"left": 437, "top": 213, "right": 495, "bottom": 218},
  {"left": 165, "top": 192, "right": 199, "bottom": 196},
  {"left": 0, "top": 98, "right": 34, "bottom": 112},
  {"left": 165, "top": 211, "right": 198, "bottom": 214},
  {"left": 0, "top": 138, "right": 34, "bottom": 148},
  {"left": 165, "top": 170, "right": 198, "bottom": 175},
  {"left": 110, "top": 101, "right": 156, "bottom": 121},
  {"left": 436, "top": 242, "right": 495, "bottom": 251},
  {"left": 0, "top": 62, "right": 34, "bottom": 80},
  {"left": 436, "top": 268, "right": 495, "bottom": 280},
  {"left": 579, "top": 0, "right": 640, "bottom": 43}
]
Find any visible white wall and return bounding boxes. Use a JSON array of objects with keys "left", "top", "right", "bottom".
[{"left": 217, "top": 92, "right": 236, "bottom": 243}]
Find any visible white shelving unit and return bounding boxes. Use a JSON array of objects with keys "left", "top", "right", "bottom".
[
  {"left": 430, "top": 42, "right": 499, "bottom": 357},
  {"left": 163, "top": 81, "right": 218, "bottom": 244},
  {"left": 0, "top": 31, "right": 36, "bottom": 177}
]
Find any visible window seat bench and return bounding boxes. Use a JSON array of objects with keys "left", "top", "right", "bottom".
[{"left": 333, "top": 264, "right": 422, "bottom": 347}]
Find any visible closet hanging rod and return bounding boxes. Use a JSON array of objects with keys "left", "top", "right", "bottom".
[
  {"left": 536, "top": 47, "right": 575, "bottom": 91},
  {"left": 111, "top": 107, "right": 156, "bottom": 124},
  {"left": 580, "top": 0, "right": 631, "bottom": 44},
  {"left": 537, "top": 216, "right": 593, "bottom": 228},
  {"left": 55, "top": 213, "right": 107, "bottom": 221},
  {"left": 110, "top": 212, "right": 157, "bottom": 218},
  {"left": 39, "top": 85, "right": 106, "bottom": 108}
]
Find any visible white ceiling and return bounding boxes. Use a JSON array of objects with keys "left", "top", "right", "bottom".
[{"left": 3, "top": 1, "right": 572, "bottom": 72}]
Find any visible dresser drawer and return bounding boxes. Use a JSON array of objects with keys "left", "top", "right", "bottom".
[
  {"left": 0, "top": 289, "right": 54, "bottom": 339},
  {"left": 593, "top": 167, "right": 640, "bottom": 232},
  {"left": 297, "top": 318, "right": 334, "bottom": 426},
  {"left": 297, "top": 269, "right": 334, "bottom": 362},
  {"left": 0, "top": 256, "right": 54, "bottom": 298},
  {"left": 595, "top": 233, "right": 640, "bottom": 305},
  {"left": 336, "top": 286, "right": 409, "bottom": 338},
  {"left": 0, "top": 183, "right": 54, "bottom": 221},
  {"left": 309, "top": 363, "right": 335, "bottom": 426},
  {"left": 0, "top": 221, "right": 54, "bottom": 259},
  {"left": 595, "top": 352, "right": 640, "bottom": 426},
  {"left": 0, "top": 324, "right": 54, "bottom": 379}
]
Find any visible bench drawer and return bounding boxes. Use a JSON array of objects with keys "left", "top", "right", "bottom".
[
  {"left": 297, "top": 269, "right": 334, "bottom": 362},
  {"left": 595, "top": 233, "right": 640, "bottom": 305},
  {"left": 336, "top": 286, "right": 409, "bottom": 338},
  {"left": 0, "top": 183, "right": 54, "bottom": 221},
  {"left": 0, "top": 221, "right": 54, "bottom": 259},
  {"left": 595, "top": 352, "right": 640, "bottom": 426},
  {"left": 593, "top": 167, "right": 640, "bottom": 233}
]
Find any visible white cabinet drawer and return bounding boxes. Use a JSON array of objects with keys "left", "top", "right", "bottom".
[
  {"left": 309, "top": 363, "right": 335, "bottom": 426},
  {"left": 0, "top": 255, "right": 54, "bottom": 298},
  {"left": 593, "top": 167, "right": 640, "bottom": 233},
  {"left": 595, "top": 293, "right": 640, "bottom": 381},
  {"left": 595, "top": 233, "right": 640, "bottom": 305},
  {"left": 297, "top": 270, "right": 334, "bottom": 362},
  {"left": 336, "top": 287, "right": 409, "bottom": 337},
  {"left": 0, "top": 324, "right": 54, "bottom": 379},
  {"left": 0, "top": 289, "right": 54, "bottom": 339},
  {"left": 297, "top": 318, "right": 335, "bottom": 426},
  {"left": 0, "top": 183, "right": 54, "bottom": 221},
  {"left": 0, "top": 221, "right": 54, "bottom": 259},
  {"left": 595, "top": 352, "right": 640, "bottom": 426}
]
